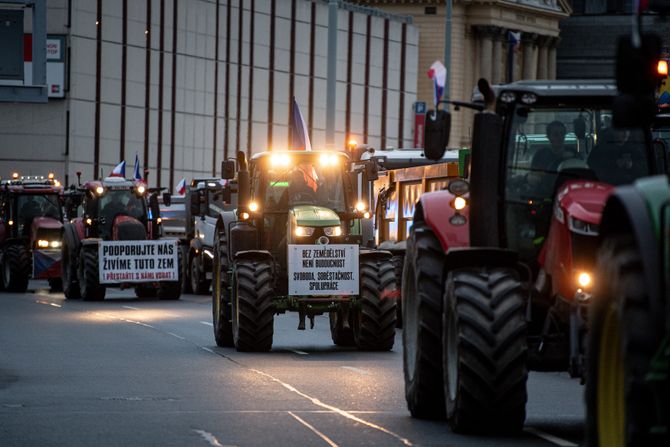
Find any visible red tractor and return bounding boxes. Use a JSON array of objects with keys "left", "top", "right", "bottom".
[
  {"left": 402, "top": 79, "right": 667, "bottom": 432},
  {"left": 0, "top": 173, "right": 64, "bottom": 292},
  {"left": 61, "top": 176, "right": 182, "bottom": 301}
]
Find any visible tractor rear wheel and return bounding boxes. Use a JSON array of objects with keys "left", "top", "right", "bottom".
[
  {"left": 48, "top": 278, "right": 63, "bottom": 292},
  {"left": 442, "top": 268, "right": 528, "bottom": 434},
  {"left": 212, "top": 229, "right": 233, "bottom": 347},
  {"left": 586, "top": 236, "right": 657, "bottom": 447},
  {"left": 62, "top": 234, "right": 80, "bottom": 299},
  {"left": 79, "top": 246, "right": 105, "bottom": 301},
  {"left": 2, "top": 244, "right": 31, "bottom": 293},
  {"left": 158, "top": 246, "right": 183, "bottom": 300},
  {"left": 231, "top": 257, "right": 274, "bottom": 352},
  {"left": 402, "top": 222, "right": 446, "bottom": 419},
  {"left": 352, "top": 257, "right": 397, "bottom": 351},
  {"left": 329, "top": 309, "right": 355, "bottom": 347},
  {"left": 392, "top": 254, "right": 404, "bottom": 328},
  {"left": 135, "top": 285, "right": 158, "bottom": 298}
]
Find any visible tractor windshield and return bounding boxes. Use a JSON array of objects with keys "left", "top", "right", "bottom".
[
  {"left": 16, "top": 194, "right": 62, "bottom": 234},
  {"left": 504, "top": 106, "right": 652, "bottom": 260},
  {"left": 98, "top": 189, "right": 146, "bottom": 223},
  {"left": 262, "top": 158, "right": 347, "bottom": 213}
]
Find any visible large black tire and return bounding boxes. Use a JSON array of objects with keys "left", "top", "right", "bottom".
[
  {"left": 231, "top": 257, "right": 274, "bottom": 352},
  {"left": 61, "top": 233, "right": 80, "bottom": 299},
  {"left": 180, "top": 245, "right": 192, "bottom": 294},
  {"left": 212, "top": 229, "right": 234, "bottom": 347},
  {"left": 392, "top": 254, "right": 404, "bottom": 328},
  {"left": 2, "top": 244, "right": 31, "bottom": 293},
  {"left": 586, "top": 236, "right": 659, "bottom": 447},
  {"left": 158, "top": 245, "right": 183, "bottom": 300},
  {"left": 442, "top": 268, "right": 528, "bottom": 434},
  {"left": 79, "top": 246, "right": 105, "bottom": 301},
  {"left": 353, "top": 256, "right": 397, "bottom": 351},
  {"left": 190, "top": 254, "right": 210, "bottom": 295},
  {"left": 329, "top": 309, "right": 355, "bottom": 347},
  {"left": 48, "top": 278, "right": 63, "bottom": 292},
  {"left": 402, "top": 222, "right": 446, "bottom": 419}
]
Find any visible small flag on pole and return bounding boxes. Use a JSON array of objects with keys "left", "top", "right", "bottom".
[
  {"left": 508, "top": 31, "right": 521, "bottom": 53},
  {"left": 110, "top": 161, "right": 126, "bottom": 178},
  {"left": 289, "top": 96, "right": 312, "bottom": 151},
  {"left": 427, "top": 61, "right": 447, "bottom": 109},
  {"left": 176, "top": 178, "right": 186, "bottom": 195},
  {"left": 133, "top": 153, "right": 143, "bottom": 181}
]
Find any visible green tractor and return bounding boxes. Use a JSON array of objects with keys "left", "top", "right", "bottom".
[
  {"left": 586, "top": 175, "right": 670, "bottom": 447},
  {"left": 211, "top": 150, "right": 397, "bottom": 352}
]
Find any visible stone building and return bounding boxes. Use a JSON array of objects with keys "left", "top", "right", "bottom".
[
  {"left": 357, "top": 0, "right": 570, "bottom": 146},
  {"left": 0, "top": 0, "right": 419, "bottom": 189}
]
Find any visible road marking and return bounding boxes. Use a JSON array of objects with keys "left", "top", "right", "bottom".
[
  {"left": 288, "top": 411, "right": 339, "bottom": 447},
  {"left": 291, "top": 350, "right": 309, "bottom": 356},
  {"left": 525, "top": 427, "right": 578, "bottom": 447},
  {"left": 167, "top": 332, "right": 186, "bottom": 340},
  {"left": 250, "top": 369, "right": 413, "bottom": 446},
  {"left": 193, "top": 429, "right": 228, "bottom": 447},
  {"left": 200, "top": 321, "right": 214, "bottom": 327},
  {"left": 123, "top": 305, "right": 140, "bottom": 310},
  {"left": 36, "top": 300, "right": 61, "bottom": 308},
  {"left": 340, "top": 366, "right": 369, "bottom": 375},
  {"left": 201, "top": 347, "right": 215, "bottom": 354}
]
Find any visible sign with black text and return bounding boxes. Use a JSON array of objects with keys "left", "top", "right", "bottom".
[
  {"left": 288, "top": 244, "right": 359, "bottom": 296},
  {"left": 98, "top": 240, "right": 179, "bottom": 284}
]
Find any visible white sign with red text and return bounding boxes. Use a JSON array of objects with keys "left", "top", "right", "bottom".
[{"left": 98, "top": 240, "right": 178, "bottom": 284}]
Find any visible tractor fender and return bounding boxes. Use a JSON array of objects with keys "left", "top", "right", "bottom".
[
  {"left": 598, "top": 186, "right": 664, "bottom": 335},
  {"left": 80, "top": 238, "right": 102, "bottom": 248},
  {"left": 70, "top": 217, "right": 86, "bottom": 241},
  {"left": 233, "top": 250, "right": 274, "bottom": 264},
  {"left": 359, "top": 249, "right": 393, "bottom": 262},
  {"left": 416, "top": 190, "right": 470, "bottom": 252},
  {"left": 443, "top": 247, "right": 529, "bottom": 283},
  {"left": 377, "top": 240, "right": 406, "bottom": 256}
]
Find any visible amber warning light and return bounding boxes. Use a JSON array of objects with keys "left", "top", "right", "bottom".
[{"left": 658, "top": 60, "right": 669, "bottom": 77}]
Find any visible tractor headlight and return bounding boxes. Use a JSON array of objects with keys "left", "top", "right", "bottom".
[
  {"left": 323, "top": 226, "right": 342, "bottom": 237},
  {"left": 95, "top": 186, "right": 104, "bottom": 195},
  {"left": 355, "top": 201, "right": 366, "bottom": 212},
  {"left": 136, "top": 185, "right": 146, "bottom": 195},
  {"left": 451, "top": 196, "right": 467, "bottom": 211},
  {"left": 295, "top": 226, "right": 315, "bottom": 237},
  {"left": 577, "top": 272, "right": 592, "bottom": 288},
  {"left": 568, "top": 216, "right": 599, "bottom": 236},
  {"left": 249, "top": 201, "right": 259, "bottom": 212},
  {"left": 270, "top": 153, "right": 291, "bottom": 167},
  {"left": 37, "top": 239, "right": 49, "bottom": 248}
]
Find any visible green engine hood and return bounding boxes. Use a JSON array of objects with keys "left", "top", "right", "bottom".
[{"left": 291, "top": 205, "right": 341, "bottom": 227}]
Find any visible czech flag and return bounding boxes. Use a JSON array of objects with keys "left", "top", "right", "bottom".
[
  {"left": 508, "top": 31, "right": 521, "bottom": 53},
  {"left": 427, "top": 60, "right": 447, "bottom": 109},
  {"left": 289, "top": 96, "right": 312, "bottom": 151},
  {"left": 133, "top": 153, "right": 143, "bottom": 181},
  {"left": 176, "top": 178, "right": 186, "bottom": 195},
  {"left": 110, "top": 160, "right": 126, "bottom": 178}
]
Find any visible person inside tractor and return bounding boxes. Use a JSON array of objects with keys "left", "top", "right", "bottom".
[
  {"left": 17, "top": 195, "right": 62, "bottom": 236},
  {"left": 587, "top": 127, "right": 648, "bottom": 185},
  {"left": 99, "top": 190, "right": 145, "bottom": 238}
]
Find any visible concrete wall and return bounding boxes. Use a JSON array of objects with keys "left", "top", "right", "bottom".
[{"left": 0, "top": 0, "right": 418, "bottom": 191}]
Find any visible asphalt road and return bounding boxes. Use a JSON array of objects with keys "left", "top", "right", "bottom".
[{"left": 1, "top": 281, "right": 584, "bottom": 447}]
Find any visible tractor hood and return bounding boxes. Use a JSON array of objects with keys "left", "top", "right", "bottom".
[
  {"left": 556, "top": 180, "right": 614, "bottom": 225},
  {"left": 290, "top": 205, "right": 340, "bottom": 227},
  {"left": 31, "top": 216, "right": 63, "bottom": 233}
]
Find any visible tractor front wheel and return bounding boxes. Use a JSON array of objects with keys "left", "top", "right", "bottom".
[
  {"left": 352, "top": 257, "right": 397, "bottom": 351},
  {"left": 586, "top": 236, "right": 657, "bottom": 447},
  {"left": 231, "top": 257, "right": 274, "bottom": 352},
  {"left": 79, "top": 246, "right": 105, "bottom": 301},
  {"left": 61, "top": 235, "right": 80, "bottom": 299},
  {"left": 402, "top": 222, "right": 446, "bottom": 419},
  {"left": 442, "top": 268, "right": 528, "bottom": 434},
  {"left": 329, "top": 308, "right": 355, "bottom": 347},
  {"left": 2, "top": 244, "right": 31, "bottom": 293},
  {"left": 212, "top": 229, "right": 233, "bottom": 347},
  {"left": 158, "top": 246, "right": 183, "bottom": 300},
  {"left": 190, "top": 254, "right": 210, "bottom": 295}
]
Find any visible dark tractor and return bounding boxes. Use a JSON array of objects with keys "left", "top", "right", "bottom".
[
  {"left": 402, "top": 79, "right": 666, "bottom": 433},
  {"left": 211, "top": 150, "right": 397, "bottom": 352},
  {"left": 61, "top": 176, "right": 182, "bottom": 301},
  {"left": 0, "top": 173, "right": 64, "bottom": 293}
]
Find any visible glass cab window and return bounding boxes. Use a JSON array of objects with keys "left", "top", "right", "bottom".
[
  {"left": 504, "top": 106, "right": 651, "bottom": 261},
  {"left": 16, "top": 194, "right": 62, "bottom": 235}
]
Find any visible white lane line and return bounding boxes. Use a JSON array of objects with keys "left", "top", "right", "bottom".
[
  {"left": 288, "top": 411, "right": 339, "bottom": 447},
  {"left": 123, "top": 305, "right": 140, "bottom": 310},
  {"left": 167, "top": 332, "right": 186, "bottom": 340},
  {"left": 200, "top": 321, "right": 214, "bottom": 327},
  {"left": 36, "top": 300, "right": 61, "bottom": 308},
  {"left": 192, "top": 429, "right": 227, "bottom": 447},
  {"left": 49, "top": 302, "right": 62, "bottom": 308},
  {"left": 340, "top": 366, "right": 370, "bottom": 375},
  {"left": 525, "top": 427, "right": 578, "bottom": 447},
  {"left": 250, "top": 369, "right": 412, "bottom": 446},
  {"left": 291, "top": 350, "right": 309, "bottom": 356},
  {"left": 201, "top": 347, "right": 215, "bottom": 354}
]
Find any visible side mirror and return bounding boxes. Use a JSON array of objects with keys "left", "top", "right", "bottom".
[
  {"left": 424, "top": 109, "right": 451, "bottom": 161},
  {"left": 162, "top": 192, "right": 172, "bottom": 207},
  {"left": 364, "top": 160, "right": 379, "bottom": 182},
  {"left": 149, "top": 194, "right": 160, "bottom": 221},
  {"left": 221, "top": 160, "right": 236, "bottom": 180}
]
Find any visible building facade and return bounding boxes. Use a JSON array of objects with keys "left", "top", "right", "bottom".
[
  {"left": 358, "top": 0, "right": 569, "bottom": 147},
  {"left": 0, "top": 0, "right": 419, "bottom": 190}
]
